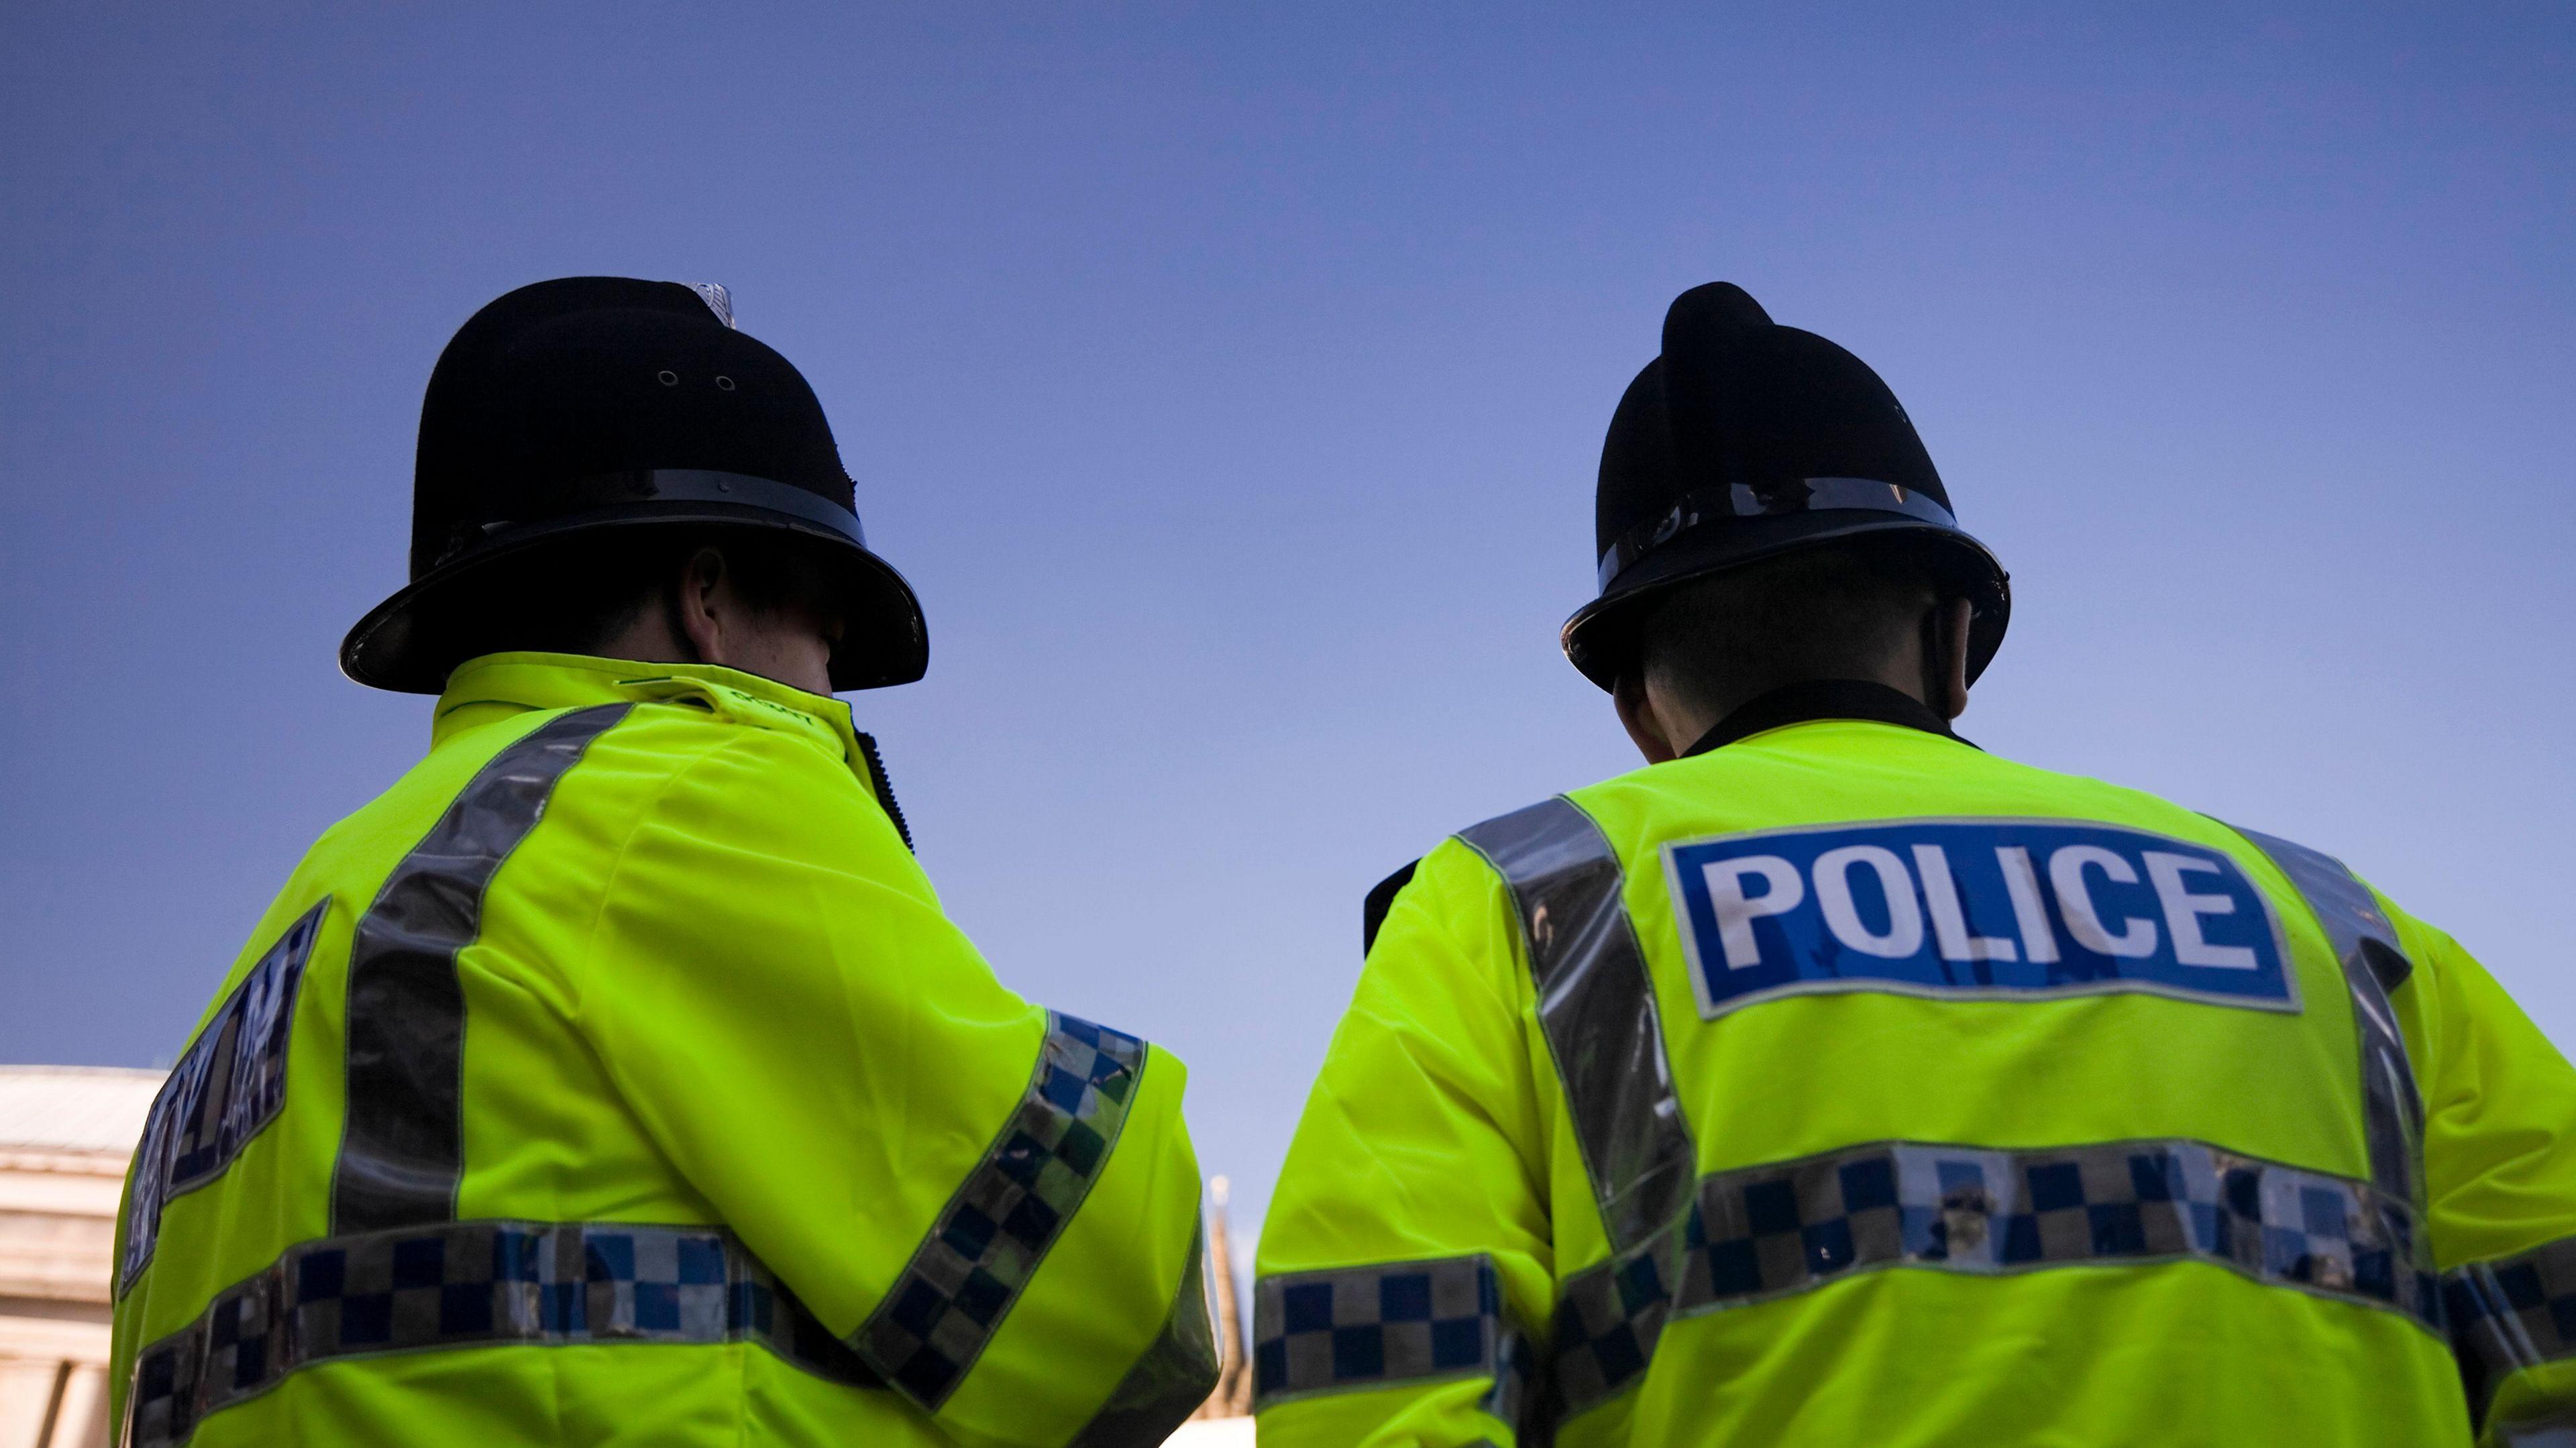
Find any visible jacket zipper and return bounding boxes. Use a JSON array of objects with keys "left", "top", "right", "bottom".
[{"left": 852, "top": 732, "right": 914, "bottom": 852}]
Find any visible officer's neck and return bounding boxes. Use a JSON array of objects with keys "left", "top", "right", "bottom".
[
  {"left": 595, "top": 549, "right": 841, "bottom": 698},
  {"left": 1679, "top": 679, "right": 1966, "bottom": 759},
  {"left": 1623, "top": 669, "right": 1941, "bottom": 763},
  {"left": 1618, "top": 599, "right": 1975, "bottom": 764}
]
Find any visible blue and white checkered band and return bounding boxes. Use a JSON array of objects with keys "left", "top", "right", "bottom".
[
  {"left": 2445, "top": 1235, "right": 2576, "bottom": 1432},
  {"left": 1544, "top": 1137, "right": 2443, "bottom": 1421},
  {"left": 1595, "top": 478, "right": 1958, "bottom": 590},
  {"left": 852, "top": 1012, "right": 1150, "bottom": 1410},
  {"left": 123, "top": 901, "right": 329, "bottom": 1294},
  {"left": 1250, "top": 1256, "right": 1534, "bottom": 1431},
  {"left": 123, "top": 1219, "right": 879, "bottom": 1448}
]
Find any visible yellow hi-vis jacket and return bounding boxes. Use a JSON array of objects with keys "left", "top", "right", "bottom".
[
  {"left": 1255, "top": 693, "right": 2576, "bottom": 1447},
  {"left": 107, "top": 653, "right": 1216, "bottom": 1448}
]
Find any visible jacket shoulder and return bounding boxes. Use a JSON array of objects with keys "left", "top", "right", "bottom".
[
  {"left": 576, "top": 702, "right": 880, "bottom": 835},
  {"left": 1365, "top": 800, "right": 1574, "bottom": 960},
  {"left": 396, "top": 698, "right": 885, "bottom": 883}
]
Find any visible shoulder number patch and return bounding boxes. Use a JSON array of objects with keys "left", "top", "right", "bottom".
[
  {"left": 121, "top": 899, "right": 327, "bottom": 1294},
  {"left": 1662, "top": 820, "right": 2294, "bottom": 1020}
]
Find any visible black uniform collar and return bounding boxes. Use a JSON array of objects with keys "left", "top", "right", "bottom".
[{"left": 1680, "top": 679, "right": 1970, "bottom": 758}]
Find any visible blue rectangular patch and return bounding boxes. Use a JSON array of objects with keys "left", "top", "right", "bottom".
[
  {"left": 1662, "top": 820, "right": 2295, "bottom": 1019},
  {"left": 122, "top": 899, "right": 327, "bottom": 1294}
]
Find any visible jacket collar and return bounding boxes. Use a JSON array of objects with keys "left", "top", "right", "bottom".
[
  {"left": 1680, "top": 678, "right": 1969, "bottom": 758},
  {"left": 432, "top": 653, "right": 863, "bottom": 765}
]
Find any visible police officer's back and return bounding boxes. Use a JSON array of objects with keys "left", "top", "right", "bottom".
[
  {"left": 1253, "top": 284, "right": 2576, "bottom": 1446},
  {"left": 107, "top": 280, "right": 1218, "bottom": 1447}
]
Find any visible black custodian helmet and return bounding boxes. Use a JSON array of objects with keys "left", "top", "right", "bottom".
[
  {"left": 341, "top": 276, "right": 928, "bottom": 693},
  {"left": 1560, "top": 282, "right": 2008, "bottom": 689}
]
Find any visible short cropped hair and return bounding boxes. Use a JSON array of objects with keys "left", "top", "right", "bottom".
[
  {"left": 447, "top": 528, "right": 841, "bottom": 663},
  {"left": 1635, "top": 541, "right": 1937, "bottom": 722}
]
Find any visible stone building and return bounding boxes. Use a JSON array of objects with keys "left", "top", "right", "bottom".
[{"left": 0, "top": 1066, "right": 162, "bottom": 1448}]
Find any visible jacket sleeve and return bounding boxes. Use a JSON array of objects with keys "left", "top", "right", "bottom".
[
  {"left": 1254, "top": 838, "right": 1555, "bottom": 1447},
  {"left": 576, "top": 727, "right": 1215, "bottom": 1448},
  {"left": 2400, "top": 906, "right": 2576, "bottom": 1445}
]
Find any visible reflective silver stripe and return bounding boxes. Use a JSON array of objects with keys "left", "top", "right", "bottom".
[
  {"left": 1458, "top": 797, "right": 1695, "bottom": 1251},
  {"left": 2491, "top": 1413, "right": 2576, "bottom": 1447},
  {"left": 853, "top": 1012, "right": 1150, "bottom": 1410},
  {"left": 331, "top": 704, "right": 631, "bottom": 1233},
  {"left": 1546, "top": 1136, "right": 2441, "bottom": 1420},
  {"left": 1068, "top": 1217, "right": 1222, "bottom": 1448},
  {"left": 123, "top": 1217, "right": 878, "bottom": 1448},
  {"left": 2224, "top": 826, "right": 2428, "bottom": 1211},
  {"left": 2447, "top": 1235, "right": 2576, "bottom": 1428},
  {"left": 1251, "top": 1254, "right": 1533, "bottom": 1431}
]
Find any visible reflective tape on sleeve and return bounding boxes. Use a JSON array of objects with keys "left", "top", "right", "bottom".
[
  {"left": 333, "top": 704, "right": 631, "bottom": 1233},
  {"left": 1251, "top": 1254, "right": 1531, "bottom": 1429},
  {"left": 1067, "top": 1217, "right": 1222, "bottom": 1448},
  {"left": 851, "top": 1012, "right": 1150, "bottom": 1411},
  {"left": 2224, "top": 824, "right": 2428, "bottom": 1212},
  {"left": 2447, "top": 1235, "right": 2576, "bottom": 1429},
  {"left": 123, "top": 1218, "right": 878, "bottom": 1448},
  {"left": 1548, "top": 1137, "right": 2440, "bottom": 1421},
  {"left": 1458, "top": 797, "right": 1697, "bottom": 1252}
]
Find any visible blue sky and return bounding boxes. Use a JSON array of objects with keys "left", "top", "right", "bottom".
[{"left": 5, "top": 5, "right": 2570, "bottom": 1241}]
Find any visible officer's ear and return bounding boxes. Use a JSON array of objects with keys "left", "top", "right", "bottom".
[
  {"left": 669, "top": 546, "right": 733, "bottom": 665},
  {"left": 1615, "top": 671, "right": 1681, "bottom": 765}
]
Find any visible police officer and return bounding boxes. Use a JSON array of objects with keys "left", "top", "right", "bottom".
[
  {"left": 1252, "top": 282, "right": 2576, "bottom": 1446},
  {"left": 108, "top": 278, "right": 1217, "bottom": 1447}
]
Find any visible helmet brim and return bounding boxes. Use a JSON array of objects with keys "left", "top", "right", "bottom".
[
  {"left": 1560, "top": 511, "right": 2010, "bottom": 692},
  {"left": 339, "top": 503, "right": 928, "bottom": 694}
]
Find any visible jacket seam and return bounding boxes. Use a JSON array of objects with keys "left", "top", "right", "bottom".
[{"left": 561, "top": 724, "right": 828, "bottom": 1023}]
